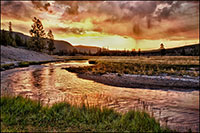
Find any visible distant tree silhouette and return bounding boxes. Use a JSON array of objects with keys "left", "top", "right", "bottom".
[
  {"left": 138, "top": 48, "right": 141, "bottom": 56},
  {"left": 70, "top": 48, "right": 78, "bottom": 56},
  {"left": 181, "top": 48, "right": 186, "bottom": 56},
  {"left": 96, "top": 48, "right": 101, "bottom": 56},
  {"left": 8, "top": 22, "right": 16, "bottom": 47},
  {"left": 0, "top": 30, "right": 8, "bottom": 46},
  {"left": 24, "top": 39, "right": 29, "bottom": 48},
  {"left": 160, "top": 43, "right": 164, "bottom": 49},
  {"left": 15, "top": 34, "right": 24, "bottom": 46},
  {"left": 160, "top": 43, "right": 166, "bottom": 56},
  {"left": 89, "top": 50, "right": 91, "bottom": 55},
  {"left": 0, "top": 27, "right": 15, "bottom": 46},
  {"left": 9, "top": 22, "right": 12, "bottom": 32},
  {"left": 47, "top": 30, "right": 55, "bottom": 55},
  {"left": 131, "top": 49, "right": 136, "bottom": 56},
  {"left": 29, "top": 17, "right": 46, "bottom": 52}
]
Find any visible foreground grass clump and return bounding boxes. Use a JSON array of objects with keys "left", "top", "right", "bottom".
[{"left": 1, "top": 96, "right": 171, "bottom": 132}]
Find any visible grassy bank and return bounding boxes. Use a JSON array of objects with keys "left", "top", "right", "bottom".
[
  {"left": 1, "top": 96, "right": 171, "bottom": 132},
  {"left": 0, "top": 63, "right": 15, "bottom": 70},
  {"left": 0, "top": 60, "right": 60, "bottom": 71},
  {"left": 0, "top": 58, "right": 88, "bottom": 71},
  {"left": 65, "top": 56, "right": 199, "bottom": 77}
]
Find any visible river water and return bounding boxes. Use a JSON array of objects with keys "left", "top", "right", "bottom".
[{"left": 1, "top": 60, "right": 199, "bottom": 132}]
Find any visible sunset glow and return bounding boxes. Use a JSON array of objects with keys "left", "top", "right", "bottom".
[{"left": 1, "top": 1, "right": 199, "bottom": 50}]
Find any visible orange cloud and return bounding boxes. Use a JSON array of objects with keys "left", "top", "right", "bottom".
[{"left": 1, "top": 1, "right": 199, "bottom": 42}]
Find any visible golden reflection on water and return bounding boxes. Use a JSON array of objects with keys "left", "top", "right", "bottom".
[{"left": 1, "top": 60, "right": 199, "bottom": 132}]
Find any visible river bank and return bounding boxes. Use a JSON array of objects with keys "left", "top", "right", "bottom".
[
  {"left": 65, "top": 56, "right": 199, "bottom": 90},
  {"left": 1, "top": 61, "right": 199, "bottom": 132},
  {"left": 75, "top": 73, "right": 199, "bottom": 91}
]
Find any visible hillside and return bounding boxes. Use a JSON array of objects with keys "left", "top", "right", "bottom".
[
  {"left": 53, "top": 40, "right": 74, "bottom": 52},
  {"left": 1, "top": 30, "right": 75, "bottom": 53},
  {"left": 1, "top": 45, "right": 56, "bottom": 64},
  {"left": 166, "top": 44, "right": 199, "bottom": 56},
  {"left": 141, "top": 44, "right": 199, "bottom": 56}
]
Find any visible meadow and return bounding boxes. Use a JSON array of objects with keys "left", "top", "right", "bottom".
[{"left": 61, "top": 56, "right": 199, "bottom": 77}]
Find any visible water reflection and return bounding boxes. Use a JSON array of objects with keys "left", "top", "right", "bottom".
[
  {"left": 1, "top": 61, "right": 199, "bottom": 132},
  {"left": 32, "top": 68, "right": 43, "bottom": 89}
]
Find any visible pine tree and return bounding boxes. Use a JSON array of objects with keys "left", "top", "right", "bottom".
[
  {"left": 89, "top": 50, "right": 91, "bottom": 55},
  {"left": 47, "top": 30, "right": 55, "bottom": 55},
  {"left": 160, "top": 43, "right": 166, "bottom": 56},
  {"left": 0, "top": 30, "right": 6, "bottom": 45},
  {"left": 9, "top": 22, "right": 12, "bottom": 32},
  {"left": 29, "top": 17, "right": 46, "bottom": 52},
  {"left": 8, "top": 22, "right": 16, "bottom": 47},
  {"left": 0, "top": 30, "right": 12, "bottom": 46},
  {"left": 138, "top": 48, "right": 141, "bottom": 56},
  {"left": 24, "top": 39, "right": 29, "bottom": 48},
  {"left": 72, "top": 48, "right": 78, "bottom": 56},
  {"left": 15, "top": 34, "right": 24, "bottom": 46},
  {"left": 181, "top": 48, "right": 186, "bottom": 56}
]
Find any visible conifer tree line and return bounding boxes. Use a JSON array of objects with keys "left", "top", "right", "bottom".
[{"left": 0, "top": 17, "right": 55, "bottom": 54}]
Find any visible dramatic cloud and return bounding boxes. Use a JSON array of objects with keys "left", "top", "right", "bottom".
[
  {"left": 1, "top": 1, "right": 199, "bottom": 41},
  {"left": 31, "top": 0, "right": 51, "bottom": 12},
  {"left": 50, "top": 27, "right": 85, "bottom": 35},
  {"left": 1, "top": 1, "right": 34, "bottom": 21}
]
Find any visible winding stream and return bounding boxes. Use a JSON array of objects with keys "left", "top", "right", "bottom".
[{"left": 1, "top": 60, "right": 199, "bottom": 132}]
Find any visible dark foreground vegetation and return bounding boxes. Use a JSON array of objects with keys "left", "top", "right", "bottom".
[{"left": 0, "top": 96, "right": 171, "bottom": 132}]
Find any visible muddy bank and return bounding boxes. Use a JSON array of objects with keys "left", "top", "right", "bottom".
[{"left": 76, "top": 73, "right": 199, "bottom": 90}]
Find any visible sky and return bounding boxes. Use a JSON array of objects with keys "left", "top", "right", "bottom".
[{"left": 1, "top": 1, "right": 199, "bottom": 50}]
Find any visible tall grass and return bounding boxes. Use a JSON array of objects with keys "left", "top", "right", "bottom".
[
  {"left": 66, "top": 60, "right": 199, "bottom": 77},
  {"left": 61, "top": 56, "right": 199, "bottom": 77},
  {"left": 56, "top": 56, "right": 199, "bottom": 66},
  {"left": 1, "top": 96, "right": 172, "bottom": 132}
]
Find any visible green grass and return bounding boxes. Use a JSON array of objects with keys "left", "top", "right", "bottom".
[
  {"left": 65, "top": 56, "right": 199, "bottom": 77},
  {"left": 1, "top": 60, "right": 59, "bottom": 71},
  {"left": 19, "top": 60, "right": 58, "bottom": 66},
  {"left": 18, "top": 61, "right": 30, "bottom": 67},
  {"left": 0, "top": 63, "right": 15, "bottom": 70},
  {"left": 1, "top": 96, "right": 172, "bottom": 132}
]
